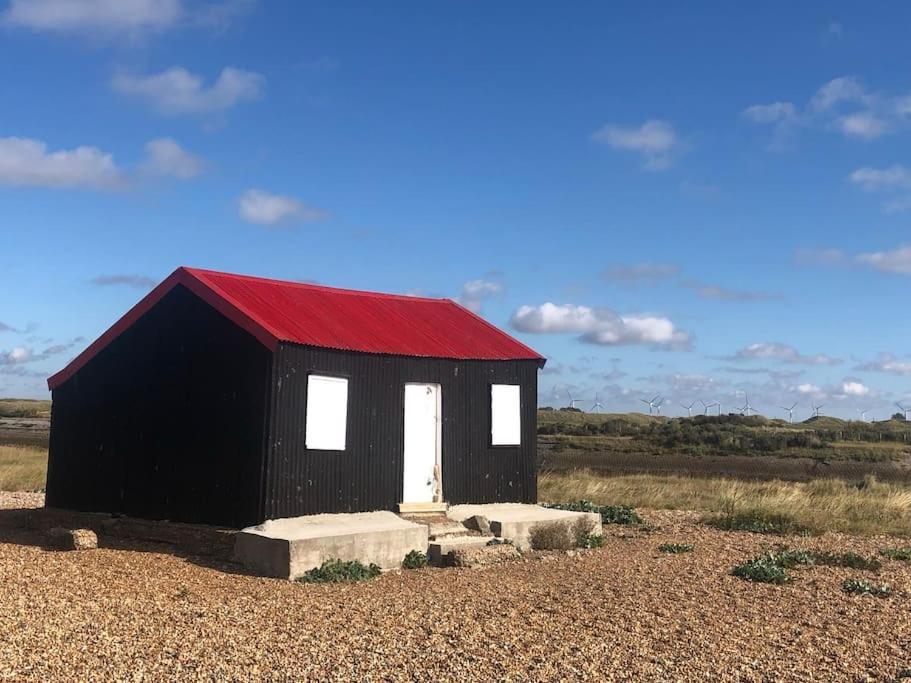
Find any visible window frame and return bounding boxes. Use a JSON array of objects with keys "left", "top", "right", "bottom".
[
  {"left": 489, "top": 383, "right": 522, "bottom": 447},
  {"left": 304, "top": 372, "right": 350, "bottom": 451}
]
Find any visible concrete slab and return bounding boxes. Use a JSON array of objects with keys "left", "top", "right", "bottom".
[
  {"left": 234, "top": 511, "right": 429, "bottom": 580},
  {"left": 428, "top": 535, "right": 493, "bottom": 566},
  {"left": 447, "top": 504, "right": 602, "bottom": 550}
]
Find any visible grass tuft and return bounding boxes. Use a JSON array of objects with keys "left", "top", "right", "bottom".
[
  {"left": 0, "top": 445, "right": 47, "bottom": 492},
  {"left": 540, "top": 470, "right": 911, "bottom": 536}
]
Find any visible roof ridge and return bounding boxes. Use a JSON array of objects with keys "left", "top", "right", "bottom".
[{"left": 182, "top": 266, "right": 455, "bottom": 305}]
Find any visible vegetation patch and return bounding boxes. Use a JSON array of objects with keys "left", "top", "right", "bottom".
[
  {"left": 297, "top": 559, "right": 382, "bottom": 583},
  {"left": 880, "top": 547, "right": 911, "bottom": 562},
  {"left": 0, "top": 445, "right": 47, "bottom": 492},
  {"left": 486, "top": 538, "right": 513, "bottom": 546},
  {"left": 707, "top": 509, "right": 812, "bottom": 536},
  {"left": 732, "top": 547, "right": 882, "bottom": 585},
  {"left": 658, "top": 543, "right": 694, "bottom": 554},
  {"left": 402, "top": 550, "right": 427, "bottom": 570},
  {"left": 842, "top": 578, "right": 891, "bottom": 598},
  {"left": 544, "top": 499, "right": 642, "bottom": 525},
  {"left": 530, "top": 521, "right": 576, "bottom": 551},
  {"left": 732, "top": 554, "right": 792, "bottom": 584}
]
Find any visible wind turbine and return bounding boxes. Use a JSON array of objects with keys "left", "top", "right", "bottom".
[
  {"left": 566, "top": 389, "right": 585, "bottom": 410},
  {"left": 896, "top": 402, "right": 911, "bottom": 419},
  {"left": 780, "top": 402, "right": 798, "bottom": 423},
  {"left": 591, "top": 393, "right": 605, "bottom": 413},
  {"left": 681, "top": 401, "right": 696, "bottom": 417},
  {"left": 739, "top": 394, "right": 755, "bottom": 417},
  {"left": 858, "top": 408, "right": 870, "bottom": 422},
  {"left": 811, "top": 403, "right": 824, "bottom": 418},
  {"left": 699, "top": 399, "right": 711, "bottom": 416},
  {"left": 640, "top": 394, "right": 661, "bottom": 415},
  {"left": 654, "top": 397, "right": 666, "bottom": 416}
]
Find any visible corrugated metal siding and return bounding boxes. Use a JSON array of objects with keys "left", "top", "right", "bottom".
[
  {"left": 46, "top": 285, "right": 271, "bottom": 529},
  {"left": 263, "top": 344, "right": 538, "bottom": 518}
]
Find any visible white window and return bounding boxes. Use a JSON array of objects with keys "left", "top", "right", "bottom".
[
  {"left": 306, "top": 375, "right": 348, "bottom": 450},
  {"left": 491, "top": 384, "right": 521, "bottom": 446}
]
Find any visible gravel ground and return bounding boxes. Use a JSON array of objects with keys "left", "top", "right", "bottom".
[{"left": 1, "top": 504, "right": 910, "bottom": 681}]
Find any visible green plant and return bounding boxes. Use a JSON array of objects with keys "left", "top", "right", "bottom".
[
  {"left": 581, "top": 533, "right": 604, "bottom": 549},
  {"left": 707, "top": 510, "right": 812, "bottom": 536},
  {"left": 880, "top": 547, "right": 911, "bottom": 562},
  {"left": 486, "top": 538, "right": 513, "bottom": 546},
  {"left": 544, "top": 500, "right": 642, "bottom": 525},
  {"left": 297, "top": 558, "right": 382, "bottom": 583},
  {"left": 732, "top": 554, "right": 792, "bottom": 584},
  {"left": 809, "top": 551, "right": 881, "bottom": 571},
  {"left": 658, "top": 543, "right": 694, "bottom": 554},
  {"left": 402, "top": 550, "right": 427, "bottom": 570},
  {"left": 842, "top": 578, "right": 891, "bottom": 598}
]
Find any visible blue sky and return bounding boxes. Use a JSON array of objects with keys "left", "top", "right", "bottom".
[{"left": 2, "top": 1, "right": 911, "bottom": 420}]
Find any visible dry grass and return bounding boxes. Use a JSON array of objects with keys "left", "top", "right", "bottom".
[
  {"left": 0, "top": 445, "right": 47, "bottom": 492},
  {"left": 539, "top": 470, "right": 911, "bottom": 536}
]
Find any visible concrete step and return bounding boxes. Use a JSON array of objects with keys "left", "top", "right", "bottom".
[
  {"left": 427, "top": 521, "right": 476, "bottom": 540},
  {"left": 428, "top": 535, "right": 494, "bottom": 566}
]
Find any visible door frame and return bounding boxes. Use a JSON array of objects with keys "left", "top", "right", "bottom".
[{"left": 402, "top": 382, "right": 443, "bottom": 504}]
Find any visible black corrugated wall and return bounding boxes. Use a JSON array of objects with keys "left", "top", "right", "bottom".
[
  {"left": 46, "top": 285, "right": 271, "bottom": 528},
  {"left": 262, "top": 344, "right": 539, "bottom": 518}
]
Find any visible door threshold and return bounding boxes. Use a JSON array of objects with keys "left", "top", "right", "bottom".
[{"left": 398, "top": 502, "right": 448, "bottom": 515}]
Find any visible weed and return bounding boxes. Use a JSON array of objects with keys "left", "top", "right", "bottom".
[
  {"left": 732, "top": 554, "right": 792, "bottom": 584},
  {"left": 297, "top": 559, "right": 382, "bottom": 583},
  {"left": 581, "top": 533, "right": 604, "bottom": 549},
  {"left": 842, "top": 578, "right": 891, "bottom": 598},
  {"left": 809, "top": 551, "right": 881, "bottom": 571},
  {"left": 544, "top": 499, "right": 642, "bottom": 525},
  {"left": 658, "top": 543, "right": 694, "bottom": 554},
  {"left": 880, "top": 547, "right": 911, "bottom": 562},
  {"left": 402, "top": 550, "right": 427, "bottom": 570},
  {"left": 707, "top": 510, "right": 812, "bottom": 536}
]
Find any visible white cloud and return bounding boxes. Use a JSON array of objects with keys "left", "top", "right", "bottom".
[
  {"left": 4, "top": 0, "right": 182, "bottom": 33},
  {"left": 591, "top": 119, "right": 682, "bottom": 170},
  {"left": 141, "top": 138, "right": 204, "bottom": 179},
  {"left": 836, "top": 112, "right": 888, "bottom": 139},
  {"left": 796, "top": 383, "right": 822, "bottom": 395},
  {"left": 112, "top": 66, "right": 264, "bottom": 115},
  {"left": 850, "top": 164, "right": 911, "bottom": 191},
  {"left": 682, "top": 280, "right": 783, "bottom": 302},
  {"left": 742, "top": 102, "right": 796, "bottom": 124},
  {"left": 856, "top": 245, "right": 911, "bottom": 275},
  {"left": 458, "top": 279, "right": 503, "bottom": 314},
  {"left": 729, "top": 342, "right": 840, "bottom": 366},
  {"left": 810, "top": 76, "right": 868, "bottom": 112},
  {"left": 842, "top": 381, "right": 870, "bottom": 397},
  {"left": 238, "top": 189, "right": 326, "bottom": 226},
  {"left": 0, "top": 136, "right": 122, "bottom": 189},
  {"left": 855, "top": 353, "right": 911, "bottom": 376},
  {"left": 0, "top": 347, "right": 32, "bottom": 365},
  {"left": 510, "top": 302, "right": 691, "bottom": 349}
]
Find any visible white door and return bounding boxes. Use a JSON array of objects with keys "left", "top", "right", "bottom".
[{"left": 403, "top": 383, "right": 441, "bottom": 503}]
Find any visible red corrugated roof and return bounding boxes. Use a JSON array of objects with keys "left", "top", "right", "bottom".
[{"left": 48, "top": 267, "right": 544, "bottom": 390}]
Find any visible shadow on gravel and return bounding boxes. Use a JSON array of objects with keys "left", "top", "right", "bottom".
[{"left": 0, "top": 507, "right": 260, "bottom": 578}]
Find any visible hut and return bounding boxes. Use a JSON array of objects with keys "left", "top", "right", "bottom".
[{"left": 46, "top": 267, "right": 545, "bottom": 528}]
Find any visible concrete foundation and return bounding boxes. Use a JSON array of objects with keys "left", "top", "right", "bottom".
[
  {"left": 427, "top": 535, "right": 493, "bottom": 566},
  {"left": 234, "top": 511, "right": 429, "bottom": 580},
  {"left": 447, "top": 503, "right": 602, "bottom": 550}
]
